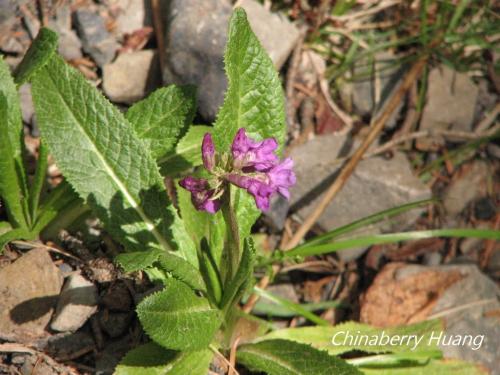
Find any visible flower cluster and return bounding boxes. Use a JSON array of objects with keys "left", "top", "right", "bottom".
[{"left": 179, "top": 128, "right": 296, "bottom": 213}]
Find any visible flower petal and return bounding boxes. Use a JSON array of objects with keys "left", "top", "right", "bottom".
[{"left": 202, "top": 133, "right": 215, "bottom": 171}]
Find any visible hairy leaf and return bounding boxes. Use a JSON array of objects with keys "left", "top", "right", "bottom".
[
  {"left": 177, "top": 182, "right": 226, "bottom": 269},
  {"left": 0, "top": 57, "right": 30, "bottom": 230},
  {"left": 238, "top": 339, "right": 362, "bottom": 375},
  {"left": 259, "top": 320, "right": 443, "bottom": 355},
  {"left": 213, "top": 8, "right": 286, "bottom": 153},
  {"left": 126, "top": 85, "right": 196, "bottom": 159},
  {"left": 360, "top": 358, "right": 487, "bottom": 374},
  {"left": 137, "top": 278, "right": 222, "bottom": 350},
  {"left": 232, "top": 186, "right": 260, "bottom": 245},
  {"left": 158, "top": 125, "right": 211, "bottom": 176},
  {"left": 31, "top": 55, "right": 197, "bottom": 266},
  {"left": 14, "top": 27, "right": 59, "bottom": 86},
  {"left": 213, "top": 8, "right": 287, "bottom": 239},
  {"left": 116, "top": 249, "right": 164, "bottom": 273},
  {"left": 177, "top": 184, "right": 209, "bottom": 246},
  {"left": 157, "top": 252, "right": 206, "bottom": 292},
  {"left": 115, "top": 342, "right": 212, "bottom": 375}
]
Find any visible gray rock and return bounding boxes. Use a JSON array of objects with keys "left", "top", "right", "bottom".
[
  {"left": 163, "top": 0, "right": 299, "bottom": 121},
  {"left": 114, "top": 0, "right": 152, "bottom": 34},
  {"left": 487, "top": 143, "right": 500, "bottom": 160},
  {"left": 419, "top": 65, "right": 479, "bottom": 148},
  {"left": 163, "top": 0, "right": 231, "bottom": 121},
  {"left": 1, "top": 37, "right": 24, "bottom": 54},
  {"left": 102, "top": 50, "right": 160, "bottom": 104},
  {"left": 99, "top": 311, "right": 133, "bottom": 338},
  {"left": 239, "top": 0, "right": 300, "bottom": 69},
  {"left": 45, "top": 331, "right": 95, "bottom": 359},
  {"left": 442, "top": 161, "right": 490, "bottom": 217},
  {"left": 0, "top": 0, "right": 19, "bottom": 46},
  {"left": 50, "top": 273, "right": 98, "bottom": 332},
  {"left": 0, "top": 248, "right": 63, "bottom": 343},
  {"left": 289, "top": 134, "right": 431, "bottom": 260},
  {"left": 341, "top": 51, "right": 405, "bottom": 128},
  {"left": 396, "top": 264, "right": 500, "bottom": 374},
  {"left": 423, "top": 252, "right": 442, "bottom": 266},
  {"left": 47, "top": 4, "right": 82, "bottom": 61},
  {"left": 265, "top": 195, "right": 290, "bottom": 231},
  {"left": 267, "top": 283, "right": 299, "bottom": 303},
  {"left": 57, "top": 28, "right": 83, "bottom": 61},
  {"left": 74, "top": 9, "right": 118, "bottom": 66},
  {"left": 18, "top": 84, "right": 34, "bottom": 125}
]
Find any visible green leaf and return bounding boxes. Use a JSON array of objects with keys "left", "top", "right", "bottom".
[
  {"left": 259, "top": 320, "right": 443, "bottom": 356},
  {"left": 126, "top": 85, "right": 196, "bottom": 159},
  {"left": 348, "top": 350, "right": 442, "bottom": 367},
  {"left": 298, "top": 199, "right": 435, "bottom": 250},
  {"left": 220, "top": 237, "right": 255, "bottom": 310},
  {"left": 213, "top": 8, "right": 288, "bottom": 238},
  {"left": 238, "top": 339, "right": 362, "bottom": 375},
  {"left": 283, "top": 229, "right": 500, "bottom": 259},
  {"left": 28, "top": 141, "right": 48, "bottom": 221},
  {"left": 252, "top": 287, "right": 330, "bottom": 326},
  {"left": 0, "top": 222, "right": 11, "bottom": 234},
  {"left": 176, "top": 183, "right": 210, "bottom": 246},
  {"left": 199, "top": 246, "right": 223, "bottom": 305},
  {"left": 158, "top": 126, "right": 211, "bottom": 176},
  {"left": 232, "top": 186, "right": 260, "bottom": 245},
  {"left": 14, "top": 27, "right": 58, "bottom": 86},
  {"left": 137, "top": 278, "right": 222, "bottom": 350},
  {"left": 33, "top": 180, "right": 83, "bottom": 234},
  {"left": 157, "top": 252, "right": 206, "bottom": 292},
  {"left": 213, "top": 8, "right": 286, "bottom": 153},
  {"left": 359, "top": 358, "right": 487, "bottom": 374},
  {"left": 115, "top": 342, "right": 212, "bottom": 375},
  {"left": 177, "top": 181, "right": 226, "bottom": 269},
  {"left": 0, "top": 228, "right": 31, "bottom": 252},
  {"left": 0, "top": 57, "right": 30, "bottom": 230},
  {"left": 31, "top": 55, "right": 197, "bottom": 266},
  {"left": 251, "top": 299, "right": 341, "bottom": 318},
  {"left": 116, "top": 249, "right": 163, "bottom": 273}
]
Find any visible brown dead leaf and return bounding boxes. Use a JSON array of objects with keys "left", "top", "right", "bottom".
[
  {"left": 303, "top": 275, "right": 336, "bottom": 303},
  {"left": 360, "top": 263, "right": 463, "bottom": 327},
  {"left": 119, "top": 27, "right": 154, "bottom": 53},
  {"left": 315, "top": 96, "right": 344, "bottom": 135},
  {"left": 386, "top": 238, "right": 444, "bottom": 261}
]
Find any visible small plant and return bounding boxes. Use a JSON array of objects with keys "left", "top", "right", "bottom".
[
  {"left": 0, "top": 29, "right": 82, "bottom": 249},
  {"left": 1, "top": 7, "right": 497, "bottom": 375}
]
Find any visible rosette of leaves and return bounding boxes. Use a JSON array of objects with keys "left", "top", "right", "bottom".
[{"left": 7, "top": 6, "right": 490, "bottom": 375}]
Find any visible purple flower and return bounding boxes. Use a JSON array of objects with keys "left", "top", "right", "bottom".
[
  {"left": 179, "top": 127, "right": 295, "bottom": 214},
  {"left": 232, "top": 128, "right": 279, "bottom": 171},
  {"left": 179, "top": 177, "right": 221, "bottom": 214},
  {"left": 267, "top": 158, "right": 296, "bottom": 200},
  {"left": 202, "top": 133, "right": 215, "bottom": 171},
  {"left": 226, "top": 174, "right": 275, "bottom": 211}
]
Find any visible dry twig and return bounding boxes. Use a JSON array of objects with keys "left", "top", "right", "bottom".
[{"left": 151, "top": 0, "right": 166, "bottom": 74}]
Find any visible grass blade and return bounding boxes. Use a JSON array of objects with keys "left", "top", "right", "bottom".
[
  {"left": 284, "top": 229, "right": 500, "bottom": 258},
  {"left": 253, "top": 286, "right": 331, "bottom": 326},
  {"left": 295, "top": 199, "right": 435, "bottom": 250}
]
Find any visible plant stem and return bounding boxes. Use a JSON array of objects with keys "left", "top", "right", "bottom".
[{"left": 222, "top": 187, "right": 241, "bottom": 283}]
